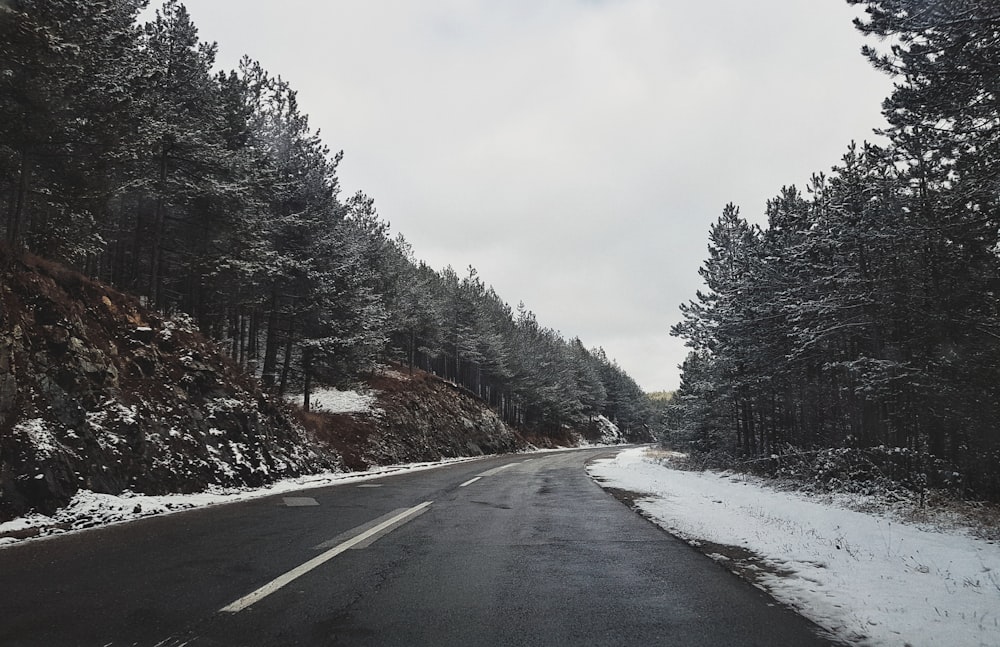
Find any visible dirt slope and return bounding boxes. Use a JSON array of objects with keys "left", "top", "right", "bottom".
[{"left": 298, "top": 368, "right": 526, "bottom": 471}]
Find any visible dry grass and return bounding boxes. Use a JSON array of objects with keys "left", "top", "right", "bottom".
[
  {"left": 644, "top": 447, "right": 690, "bottom": 461},
  {"left": 899, "top": 494, "right": 1000, "bottom": 541},
  {"left": 294, "top": 409, "right": 376, "bottom": 471}
]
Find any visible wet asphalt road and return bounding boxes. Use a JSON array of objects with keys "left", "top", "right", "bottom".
[{"left": 0, "top": 448, "right": 837, "bottom": 646}]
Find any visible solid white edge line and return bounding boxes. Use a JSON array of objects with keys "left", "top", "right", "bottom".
[
  {"left": 219, "top": 501, "right": 433, "bottom": 614},
  {"left": 459, "top": 477, "right": 482, "bottom": 488}
]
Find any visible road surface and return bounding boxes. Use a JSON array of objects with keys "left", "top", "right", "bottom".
[{"left": 0, "top": 448, "right": 837, "bottom": 646}]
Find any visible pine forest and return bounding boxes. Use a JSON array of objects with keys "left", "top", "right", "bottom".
[
  {"left": 668, "top": 0, "right": 1000, "bottom": 500},
  {"left": 0, "top": 0, "right": 651, "bottom": 440}
]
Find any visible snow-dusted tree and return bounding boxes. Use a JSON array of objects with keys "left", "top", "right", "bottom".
[
  {"left": 590, "top": 347, "right": 650, "bottom": 439},
  {"left": 306, "top": 192, "right": 390, "bottom": 385},
  {"left": 664, "top": 351, "right": 726, "bottom": 451},
  {"left": 569, "top": 338, "right": 607, "bottom": 421},
  {"left": 390, "top": 255, "right": 447, "bottom": 374},
  {"left": 0, "top": 0, "right": 145, "bottom": 262},
  {"left": 849, "top": 0, "right": 1000, "bottom": 210},
  {"left": 432, "top": 265, "right": 481, "bottom": 386},
  {"left": 131, "top": 0, "right": 235, "bottom": 308},
  {"left": 0, "top": 0, "right": 654, "bottom": 449},
  {"left": 253, "top": 80, "right": 342, "bottom": 392},
  {"left": 672, "top": 203, "right": 764, "bottom": 454},
  {"left": 847, "top": 0, "right": 1000, "bottom": 495},
  {"left": 464, "top": 283, "right": 516, "bottom": 407}
]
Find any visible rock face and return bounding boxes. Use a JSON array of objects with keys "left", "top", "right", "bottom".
[
  {"left": 0, "top": 251, "right": 337, "bottom": 521},
  {"left": 0, "top": 251, "right": 540, "bottom": 523},
  {"left": 0, "top": 251, "right": 571, "bottom": 524}
]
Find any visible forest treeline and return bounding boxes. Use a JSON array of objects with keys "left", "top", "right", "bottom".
[
  {"left": 0, "top": 0, "right": 650, "bottom": 438},
  {"left": 667, "top": 0, "right": 1000, "bottom": 499}
]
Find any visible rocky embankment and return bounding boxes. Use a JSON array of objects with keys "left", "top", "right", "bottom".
[
  {"left": 0, "top": 251, "right": 341, "bottom": 521},
  {"left": 296, "top": 368, "right": 526, "bottom": 471},
  {"left": 295, "top": 368, "right": 630, "bottom": 471},
  {"left": 0, "top": 251, "right": 555, "bottom": 524}
]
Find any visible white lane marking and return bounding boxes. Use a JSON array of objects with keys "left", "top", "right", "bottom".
[
  {"left": 220, "top": 501, "right": 433, "bottom": 614},
  {"left": 357, "top": 484, "right": 383, "bottom": 488},
  {"left": 152, "top": 637, "right": 193, "bottom": 647},
  {"left": 347, "top": 505, "right": 431, "bottom": 550},
  {"left": 459, "top": 477, "right": 482, "bottom": 488},
  {"left": 477, "top": 463, "right": 516, "bottom": 477},
  {"left": 283, "top": 497, "right": 319, "bottom": 507},
  {"left": 313, "top": 505, "right": 432, "bottom": 551},
  {"left": 313, "top": 508, "right": 410, "bottom": 550}
]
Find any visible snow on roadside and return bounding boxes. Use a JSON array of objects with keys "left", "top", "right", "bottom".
[
  {"left": 0, "top": 445, "right": 606, "bottom": 547},
  {"left": 286, "top": 387, "right": 379, "bottom": 415},
  {"left": 588, "top": 446, "right": 1000, "bottom": 647},
  {"left": 0, "top": 457, "right": 480, "bottom": 547}
]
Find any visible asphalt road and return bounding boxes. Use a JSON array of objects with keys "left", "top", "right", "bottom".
[{"left": 0, "top": 448, "right": 837, "bottom": 646}]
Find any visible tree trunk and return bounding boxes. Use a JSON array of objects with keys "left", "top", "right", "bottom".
[
  {"left": 7, "top": 149, "right": 30, "bottom": 247},
  {"left": 278, "top": 321, "right": 295, "bottom": 399},
  {"left": 4, "top": 178, "right": 15, "bottom": 248},
  {"left": 408, "top": 329, "right": 416, "bottom": 374},
  {"left": 249, "top": 306, "right": 260, "bottom": 363},
  {"left": 302, "top": 347, "right": 313, "bottom": 413},
  {"left": 261, "top": 287, "right": 280, "bottom": 388},
  {"left": 149, "top": 144, "right": 169, "bottom": 307},
  {"left": 238, "top": 310, "right": 248, "bottom": 366},
  {"left": 128, "top": 197, "right": 144, "bottom": 291}
]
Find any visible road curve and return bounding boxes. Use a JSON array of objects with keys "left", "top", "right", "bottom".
[{"left": 0, "top": 448, "right": 837, "bottom": 646}]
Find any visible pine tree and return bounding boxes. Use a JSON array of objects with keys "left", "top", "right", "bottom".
[
  {"left": 849, "top": 0, "right": 1000, "bottom": 495},
  {"left": 672, "top": 203, "right": 763, "bottom": 454},
  {"left": 130, "top": 0, "right": 235, "bottom": 307},
  {"left": 0, "top": 0, "right": 145, "bottom": 261}
]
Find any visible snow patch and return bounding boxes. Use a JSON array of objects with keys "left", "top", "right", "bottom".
[
  {"left": 594, "top": 415, "right": 624, "bottom": 444},
  {"left": 13, "top": 418, "right": 61, "bottom": 458},
  {"left": 588, "top": 446, "right": 1000, "bottom": 647},
  {"left": 288, "top": 387, "right": 380, "bottom": 415},
  {"left": 379, "top": 367, "right": 411, "bottom": 381}
]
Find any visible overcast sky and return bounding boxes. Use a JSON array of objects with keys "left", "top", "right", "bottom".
[{"left": 151, "top": 0, "right": 892, "bottom": 392}]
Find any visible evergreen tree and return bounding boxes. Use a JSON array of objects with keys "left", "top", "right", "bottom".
[
  {"left": 0, "top": 0, "right": 652, "bottom": 449},
  {"left": 672, "top": 203, "right": 763, "bottom": 454},
  {"left": 133, "top": 0, "right": 232, "bottom": 307},
  {"left": 0, "top": 0, "right": 145, "bottom": 261}
]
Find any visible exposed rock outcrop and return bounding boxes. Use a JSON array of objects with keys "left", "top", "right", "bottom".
[
  {"left": 0, "top": 251, "right": 338, "bottom": 521},
  {"left": 0, "top": 248, "right": 599, "bottom": 525}
]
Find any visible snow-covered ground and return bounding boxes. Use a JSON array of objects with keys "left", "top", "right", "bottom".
[
  {"left": 286, "top": 386, "right": 380, "bottom": 415},
  {"left": 588, "top": 446, "right": 1000, "bottom": 647}
]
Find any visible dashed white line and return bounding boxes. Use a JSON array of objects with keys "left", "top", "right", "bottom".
[
  {"left": 220, "top": 501, "right": 433, "bottom": 614},
  {"left": 282, "top": 497, "right": 319, "bottom": 507},
  {"left": 313, "top": 505, "right": 431, "bottom": 551},
  {"left": 477, "top": 463, "right": 516, "bottom": 477},
  {"left": 459, "top": 477, "right": 482, "bottom": 488}
]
